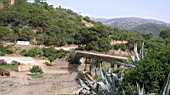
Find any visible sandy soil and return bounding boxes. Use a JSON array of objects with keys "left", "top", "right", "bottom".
[
  {"left": 0, "top": 56, "right": 47, "bottom": 65},
  {"left": 0, "top": 61, "right": 81, "bottom": 95},
  {"left": 0, "top": 72, "right": 80, "bottom": 95}
]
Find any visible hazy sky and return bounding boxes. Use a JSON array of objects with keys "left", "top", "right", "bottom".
[{"left": 46, "top": 0, "right": 170, "bottom": 23}]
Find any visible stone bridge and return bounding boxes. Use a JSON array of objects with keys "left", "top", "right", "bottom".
[
  {"left": 75, "top": 50, "right": 130, "bottom": 72},
  {"left": 76, "top": 50, "right": 128, "bottom": 63}
]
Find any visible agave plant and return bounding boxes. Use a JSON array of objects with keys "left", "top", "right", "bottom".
[
  {"left": 78, "top": 43, "right": 170, "bottom": 95},
  {"left": 160, "top": 73, "right": 170, "bottom": 95},
  {"left": 78, "top": 43, "right": 144, "bottom": 95},
  {"left": 78, "top": 64, "right": 124, "bottom": 95},
  {"left": 131, "top": 42, "right": 145, "bottom": 63},
  {"left": 136, "top": 73, "right": 170, "bottom": 95},
  {"left": 137, "top": 83, "right": 145, "bottom": 95}
]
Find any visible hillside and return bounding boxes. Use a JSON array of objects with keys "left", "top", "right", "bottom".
[
  {"left": 96, "top": 17, "right": 170, "bottom": 36},
  {"left": 0, "top": 0, "right": 153, "bottom": 52},
  {"left": 0, "top": 0, "right": 117, "bottom": 52}
]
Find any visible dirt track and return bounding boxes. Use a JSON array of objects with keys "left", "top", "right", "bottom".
[
  {"left": 0, "top": 72, "right": 80, "bottom": 95},
  {"left": 0, "top": 60, "right": 82, "bottom": 95}
]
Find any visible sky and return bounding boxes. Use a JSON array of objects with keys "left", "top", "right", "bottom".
[{"left": 46, "top": 0, "right": 170, "bottom": 23}]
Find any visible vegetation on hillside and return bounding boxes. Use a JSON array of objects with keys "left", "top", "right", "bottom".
[
  {"left": 123, "top": 40, "right": 170, "bottom": 94},
  {"left": 0, "top": 45, "right": 13, "bottom": 56},
  {"left": 160, "top": 28, "right": 170, "bottom": 39},
  {"left": 0, "top": 0, "right": 149, "bottom": 52},
  {"left": 22, "top": 47, "right": 67, "bottom": 62}
]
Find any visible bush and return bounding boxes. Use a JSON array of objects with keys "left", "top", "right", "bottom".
[
  {"left": 0, "top": 64, "right": 18, "bottom": 71},
  {"left": 23, "top": 48, "right": 43, "bottom": 57},
  {"left": 21, "top": 47, "right": 67, "bottom": 62},
  {"left": 30, "top": 65, "right": 43, "bottom": 74},
  {"left": 0, "top": 46, "right": 13, "bottom": 56},
  {"left": 42, "top": 48, "right": 66, "bottom": 62}
]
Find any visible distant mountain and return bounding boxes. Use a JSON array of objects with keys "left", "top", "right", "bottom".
[{"left": 95, "top": 17, "right": 170, "bottom": 36}]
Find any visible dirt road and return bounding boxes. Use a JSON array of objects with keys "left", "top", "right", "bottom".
[
  {"left": 0, "top": 60, "right": 82, "bottom": 95},
  {"left": 0, "top": 72, "right": 80, "bottom": 95}
]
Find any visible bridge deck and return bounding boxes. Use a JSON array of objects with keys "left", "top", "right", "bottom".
[{"left": 76, "top": 51, "right": 128, "bottom": 62}]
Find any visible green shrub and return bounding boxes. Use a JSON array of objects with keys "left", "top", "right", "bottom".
[
  {"left": 42, "top": 48, "right": 66, "bottom": 62},
  {"left": 0, "top": 64, "right": 18, "bottom": 71},
  {"left": 0, "top": 46, "right": 13, "bottom": 56},
  {"left": 20, "top": 49, "right": 27, "bottom": 55},
  {"left": 20, "top": 47, "right": 67, "bottom": 62},
  {"left": 30, "top": 65, "right": 43, "bottom": 74},
  {"left": 23, "top": 48, "right": 43, "bottom": 57}
]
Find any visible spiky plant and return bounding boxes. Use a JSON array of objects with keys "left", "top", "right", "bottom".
[
  {"left": 130, "top": 74, "right": 170, "bottom": 95},
  {"left": 79, "top": 64, "right": 124, "bottom": 95},
  {"left": 79, "top": 67, "right": 170, "bottom": 95},
  {"left": 78, "top": 43, "right": 170, "bottom": 95},
  {"left": 160, "top": 73, "right": 170, "bottom": 95}
]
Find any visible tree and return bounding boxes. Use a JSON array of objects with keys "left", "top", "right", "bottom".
[
  {"left": 17, "top": 27, "right": 35, "bottom": 41},
  {"left": 23, "top": 48, "right": 43, "bottom": 57},
  {"left": 160, "top": 29, "right": 170, "bottom": 39},
  {"left": 34, "top": 0, "right": 47, "bottom": 4},
  {"left": 123, "top": 41, "right": 170, "bottom": 94},
  {"left": 42, "top": 48, "right": 66, "bottom": 62},
  {"left": 86, "top": 37, "right": 111, "bottom": 52},
  {"left": 15, "top": 0, "right": 27, "bottom": 5},
  {"left": 0, "top": 26, "right": 18, "bottom": 42},
  {"left": 143, "top": 33, "right": 153, "bottom": 40}
]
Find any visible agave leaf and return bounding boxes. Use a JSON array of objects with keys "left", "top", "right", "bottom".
[
  {"left": 79, "top": 79, "right": 90, "bottom": 90},
  {"left": 79, "top": 65, "right": 125, "bottom": 95},
  {"left": 134, "top": 43, "right": 140, "bottom": 61},
  {"left": 99, "top": 66, "right": 105, "bottom": 80},
  {"left": 161, "top": 73, "right": 170, "bottom": 95},
  {"left": 84, "top": 76, "right": 96, "bottom": 89},
  {"left": 97, "top": 81, "right": 108, "bottom": 90},
  {"left": 101, "top": 69, "right": 111, "bottom": 92},
  {"left": 137, "top": 83, "right": 145, "bottom": 95}
]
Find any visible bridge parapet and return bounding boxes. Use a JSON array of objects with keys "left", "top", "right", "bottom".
[{"left": 76, "top": 50, "right": 128, "bottom": 63}]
